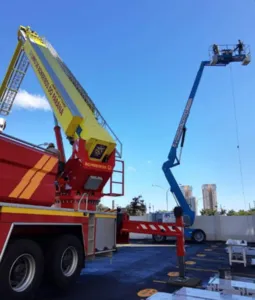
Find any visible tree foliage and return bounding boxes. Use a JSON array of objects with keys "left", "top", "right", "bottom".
[
  {"left": 219, "top": 208, "right": 227, "bottom": 215},
  {"left": 226, "top": 209, "right": 236, "bottom": 216},
  {"left": 126, "top": 195, "right": 147, "bottom": 216},
  {"left": 96, "top": 203, "right": 110, "bottom": 212},
  {"left": 200, "top": 208, "right": 255, "bottom": 216},
  {"left": 200, "top": 209, "right": 217, "bottom": 216},
  {"left": 226, "top": 209, "right": 255, "bottom": 216}
]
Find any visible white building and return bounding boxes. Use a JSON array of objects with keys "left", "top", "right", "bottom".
[
  {"left": 186, "top": 197, "right": 198, "bottom": 216},
  {"left": 202, "top": 184, "right": 217, "bottom": 210},
  {"left": 180, "top": 185, "right": 197, "bottom": 215},
  {"left": 180, "top": 185, "right": 193, "bottom": 199}
]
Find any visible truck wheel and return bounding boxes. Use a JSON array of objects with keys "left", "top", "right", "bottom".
[
  {"left": 152, "top": 234, "right": 167, "bottom": 243},
  {"left": 0, "top": 239, "right": 44, "bottom": 300},
  {"left": 45, "top": 234, "right": 84, "bottom": 290},
  {"left": 192, "top": 229, "right": 206, "bottom": 243}
]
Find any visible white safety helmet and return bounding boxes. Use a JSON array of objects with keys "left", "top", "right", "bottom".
[{"left": 0, "top": 118, "right": 6, "bottom": 133}]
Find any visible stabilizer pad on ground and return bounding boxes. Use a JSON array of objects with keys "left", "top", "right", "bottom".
[{"left": 168, "top": 276, "right": 201, "bottom": 287}]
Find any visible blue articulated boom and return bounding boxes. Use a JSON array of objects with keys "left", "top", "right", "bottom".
[{"left": 161, "top": 44, "right": 251, "bottom": 243}]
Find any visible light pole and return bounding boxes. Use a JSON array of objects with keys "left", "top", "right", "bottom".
[
  {"left": 194, "top": 196, "right": 203, "bottom": 215},
  {"left": 152, "top": 184, "right": 170, "bottom": 211},
  {"left": 166, "top": 188, "right": 170, "bottom": 211}
]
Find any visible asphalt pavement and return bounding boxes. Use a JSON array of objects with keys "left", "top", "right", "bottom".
[{"left": 37, "top": 240, "right": 255, "bottom": 300}]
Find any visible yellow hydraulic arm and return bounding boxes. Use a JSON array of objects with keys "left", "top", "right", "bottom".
[{"left": 0, "top": 26, "right": 122, "bottom": 161}]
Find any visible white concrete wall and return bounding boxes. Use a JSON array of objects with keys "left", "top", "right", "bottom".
[
  {"left": 192, "top": 216, "right": 217, "bottom": 240},
  {"left": 129, "top": 214, "right": 255, "bottom": 242}
]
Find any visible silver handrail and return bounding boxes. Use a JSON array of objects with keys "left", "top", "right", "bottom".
[{"left": 77, "top": 192, "right": 88, "bottom": 212}]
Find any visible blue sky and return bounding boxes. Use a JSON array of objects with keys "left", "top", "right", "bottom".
[{"left": 1, "top": 0, "right": 255, "bottom": 213}]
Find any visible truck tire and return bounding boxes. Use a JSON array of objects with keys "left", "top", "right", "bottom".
[
  {"left": 152, "top": 234, "right": 167, "bottom": 243},
  {"left": 0, "top": 239, "right": 44, "bottom": 300},
  {"left": 45, "top": 234, "right": 84, "bottom": 290},
  {"left": 192, "top": 229, "right": 206, "bottom": 243}
]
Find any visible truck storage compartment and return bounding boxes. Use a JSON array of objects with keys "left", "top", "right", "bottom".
[{"left": 0, "top": 134, "right": 58, "bottom": 206}]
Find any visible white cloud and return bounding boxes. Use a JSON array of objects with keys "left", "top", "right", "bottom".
[
  {"left": 127, "top": 166, "right": 136, "bottom": 172},
  {"left": 147, "top": 160, "right": 152, "bottom": 164},
  {"left": 14, "top": 89, "right": 51, "bottom": 111}
]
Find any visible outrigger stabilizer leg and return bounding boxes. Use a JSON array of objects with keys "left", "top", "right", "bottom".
[{"left": 168, "top": 206, "right": 201, "bottom": 288}]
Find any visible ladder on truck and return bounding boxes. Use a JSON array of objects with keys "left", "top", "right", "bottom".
[{"left": 0, "top": 46, "right": 30, "bottom": 115}]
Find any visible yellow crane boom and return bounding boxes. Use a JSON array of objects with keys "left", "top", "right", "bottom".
[{"left": 0, "top": 26, "right": 122, "bottom": 161}]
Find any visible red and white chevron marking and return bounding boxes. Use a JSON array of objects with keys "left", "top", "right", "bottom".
[
  {"left": 138, "top": 223, "right": 182, "bottom": 233},
  {"left": 121, "top": 220, "right": 183, "bottom": 236}
]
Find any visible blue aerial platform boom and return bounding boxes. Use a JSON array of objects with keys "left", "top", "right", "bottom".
[{"left": 161, "top": 43, "right": 251, "bottom": 243}]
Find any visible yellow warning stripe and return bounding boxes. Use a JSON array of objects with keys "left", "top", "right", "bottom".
[
  {"left": 20, "top": 157, "right": 58, "bottom": 199},
  {"left": 1, "top": 207, "right": 115, "bottom": 218},
  {"left": 9, "top": 155, "right": 49, "bottom": 198},
  {"left": 95, "top": 213, "right": 116, "bottom": 219},
  {"left": 9, "top": 155, "right": 58, "bottom": 200},
  {"left": 1, "top": 207, "right": 86, "bottom": 217}
]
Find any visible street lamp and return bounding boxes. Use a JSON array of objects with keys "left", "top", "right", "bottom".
[{"left": 152, "top": 184, "right": 170, "bottom": 211}]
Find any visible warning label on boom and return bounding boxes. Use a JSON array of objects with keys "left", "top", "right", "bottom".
[{"left": 28, "top": 50, "right": 66, "bottom": 116}]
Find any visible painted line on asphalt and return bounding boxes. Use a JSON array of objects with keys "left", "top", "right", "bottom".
[
  {"left": 117, "top": 244, "right": 191, "bottom": 248},
  {"left": 153, "top": 280, "right": 167, "bottom": 284},
  {"left": 176, "top": 266, "right": 218, "bottom": 272},
  {"left": 190, "top": 257, "right": 228, "bottom": 263},
  {"left": 117, "top": 244, "right": 177, "bottom": 247}
]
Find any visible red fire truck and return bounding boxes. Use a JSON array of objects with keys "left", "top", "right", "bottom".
[{"left": 0, "top": 26, "right": 185, "bottom": 300}]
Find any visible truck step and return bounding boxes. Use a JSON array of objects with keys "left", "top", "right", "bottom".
[{"left": 87, "top": 213, "right": 95, "bottom": 254}]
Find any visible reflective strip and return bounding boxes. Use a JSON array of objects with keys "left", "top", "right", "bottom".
[{"left": 1, "top": 206, "right": 85, "bottom": 217}]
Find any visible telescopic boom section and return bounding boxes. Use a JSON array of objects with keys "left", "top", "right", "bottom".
[
  {"left": 0, "top": 26, "right": 122, "bottom": 160},
  {"left": 168, "top": 61, "right": 209, "bottom": 166},
  {"left": 163, "top": 44, "right": 251, "bottom": 227}
]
